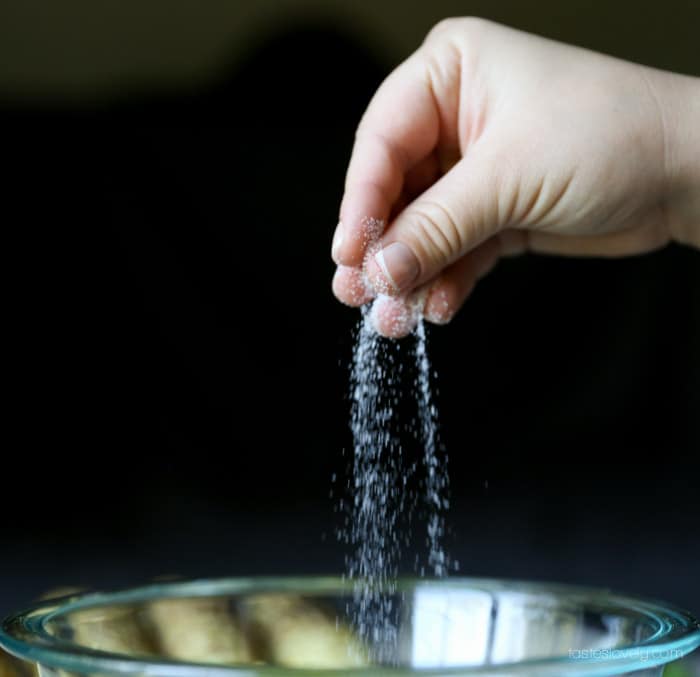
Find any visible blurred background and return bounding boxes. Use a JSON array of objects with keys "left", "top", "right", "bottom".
[{"left": 1, "top": 0, "right": 698, "bottom": 641}]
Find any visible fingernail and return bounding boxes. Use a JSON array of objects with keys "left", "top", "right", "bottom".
[
  {"left": 331, "top": 223, "right": 344, "bottom": 262},
  {"left": 370, "top": 242, "right": 420, "bottom": 293}
]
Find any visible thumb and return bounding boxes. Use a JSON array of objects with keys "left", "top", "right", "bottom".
[{"left": 365, "top": 149, "right": 501, "bottom": 295}]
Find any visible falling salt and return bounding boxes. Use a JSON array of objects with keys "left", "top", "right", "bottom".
[
  {"left": 414, "top": 319, "right": 450, "bottom": 578},
  {"left": 343, "top": 304, "right": 403, "bottom": 662},
  {"left": 340, "top": 299, "right": 451, "bottom": 664}
]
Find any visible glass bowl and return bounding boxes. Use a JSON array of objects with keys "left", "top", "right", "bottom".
[{"left": 1, "top": 577, "right": 699, "bottom": 676}]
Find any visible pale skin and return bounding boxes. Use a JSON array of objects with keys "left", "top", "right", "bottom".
[{"left": 331, "top": 18, "right": 700, "bottom": 337}]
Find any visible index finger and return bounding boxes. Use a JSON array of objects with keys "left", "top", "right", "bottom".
[{"left": 333, "top": 52, "right": 440, "bottom": 267}]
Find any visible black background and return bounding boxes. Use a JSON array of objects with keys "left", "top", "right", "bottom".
[{"left": 1, "top": 13, "right": 699, "bottom": 618}]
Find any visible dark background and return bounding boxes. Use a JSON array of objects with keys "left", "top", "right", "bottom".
[{"left": 1, "top": 1, "right": 698, "bottom": 619}]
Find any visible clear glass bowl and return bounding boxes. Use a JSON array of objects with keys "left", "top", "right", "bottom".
[{"left": 1, "top": 577, "right": 699, "bottom": 676}]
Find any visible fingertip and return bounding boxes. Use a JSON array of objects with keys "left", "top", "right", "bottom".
[
  {"left": 369, "top": 294, "right": 419, "bottom": 339},
  {"left": 331, "top": 215, "right": 387, "bottom": 267},
  {"left": 423, "top": 272, "right": 475, "bottom": 326},
  {"left": 332, "top": 266, "right": 375, "bottom": 307},
  {"left": 424, "top": 286, "right": 454, "bottom": 325}
]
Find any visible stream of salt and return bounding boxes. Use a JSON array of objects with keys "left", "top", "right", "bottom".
[
  {"left": 414, "top": 318, "right": 450, "bottom": 579},
  {"left": 340, "top": 301, "right": 451, "bottom": 662}
]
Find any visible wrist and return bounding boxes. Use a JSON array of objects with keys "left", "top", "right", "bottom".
[{"left": 658, "top": 70, "right": 700, "bottom": 249}]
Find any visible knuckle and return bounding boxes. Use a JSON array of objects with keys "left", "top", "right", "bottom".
[
  {"left": 425, "top": 18, "right": 460, "bottom": 44},
  {"left": 425, "top": 17, "right": 487, "bottom": 45},
  {"left": 409, "top": 201, "right": 464, "bottom": 265}
]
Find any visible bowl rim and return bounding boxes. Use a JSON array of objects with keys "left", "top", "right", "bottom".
[{"left": 1, "top": 576, "right": 699, "bottom": 676}]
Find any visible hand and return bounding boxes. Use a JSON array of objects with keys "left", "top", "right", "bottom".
[{"left": 331, "top": 18, "right": 700, "bottom": 337}]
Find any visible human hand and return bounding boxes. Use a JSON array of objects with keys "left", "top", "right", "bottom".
[{"left": 331, "top": 18, "right": 700, "bottom": 337}]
